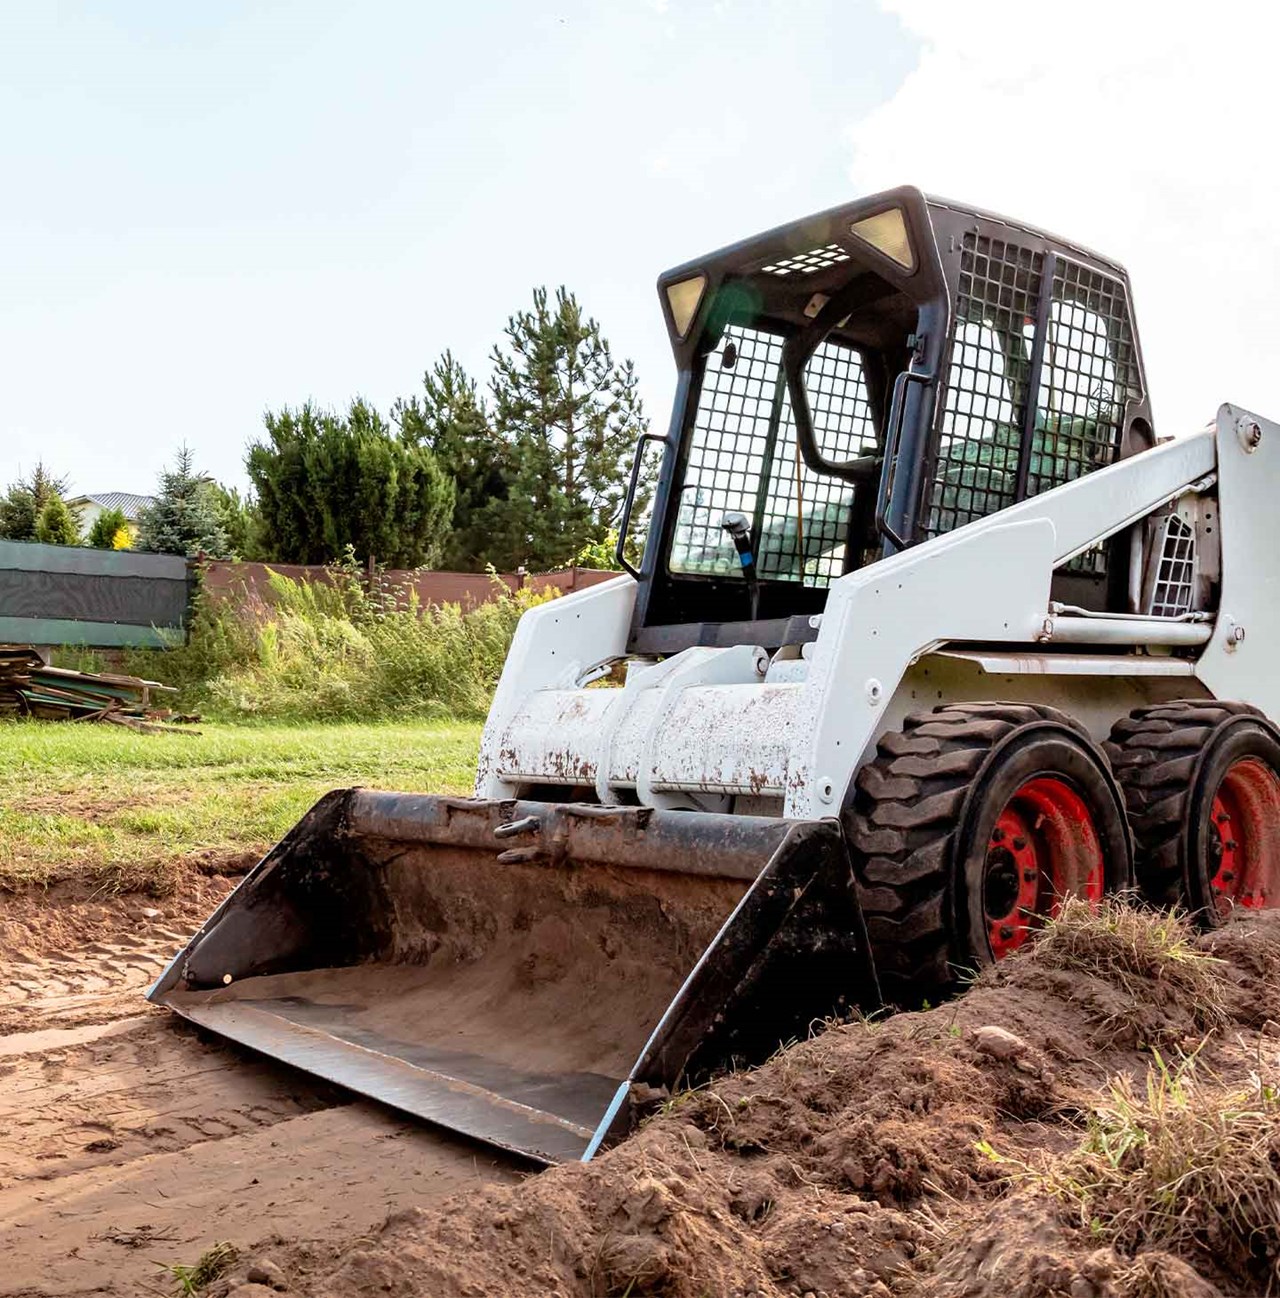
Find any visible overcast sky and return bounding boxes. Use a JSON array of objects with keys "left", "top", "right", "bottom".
[{"left": 1, "top": 1, "right": 1274, "bottom": 497}]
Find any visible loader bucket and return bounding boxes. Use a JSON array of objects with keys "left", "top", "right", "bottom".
[{"left": 149, "top": 789, "right": 879, "bottom": 1164}]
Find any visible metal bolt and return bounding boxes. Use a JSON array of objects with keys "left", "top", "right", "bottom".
[
  {"left": 1012, "top": 836, "right": 1027, "bottom": 851},
  {"left": 1221, "top": 871, "right": 1236, "bottom": 884},
  {"left": 1237, "top": 415, "right": 1263, "bottom": 453},
  {"left": 1023, "top": 868, "right": 1037, "bottom": 883},
  {"left": 991, "top": 827, "right": 1006, "bottom": 843},
  {"left": 999, "top": 925, "right": 1015, "bottom": 941},
  {"left": 1226, "top": 841, "right": 1238, "bottom": 852}
]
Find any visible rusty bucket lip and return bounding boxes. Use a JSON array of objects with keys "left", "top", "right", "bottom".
[{"left": 149, "top": 789, "right": 878, "bottom": 1163}]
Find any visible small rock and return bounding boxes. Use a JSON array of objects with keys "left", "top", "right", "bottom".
[
  {"left": 245, "top": 1258, "right": 288, "bottom": 1290},
  {"left": 227, "top": 1287, "right": 277, "bottom": 1298},
  {"left": 972, "top": 1024, "right": 1029, "bottom": 1061},
  {"left": 137, "top": 907, "right": 163, "bottom": 920}
]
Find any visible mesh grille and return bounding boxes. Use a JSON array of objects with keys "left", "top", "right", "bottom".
[
  {"left": 670, "top": 326, "right": 873, "bottom": 588},
  {"left": 925, "top": 238, "right": 1142, "bottom": 580},
  {"left": 1035, "top": 260, "right": 1142, "bottom": 576},
  {"left": 925, "top": 236, "right": 1042, "bottom": 536},
  {"left": 671, "top": 326, "right": 782, "bottom": 577},
  {"left": 1148, "top": 513, "right": 1196, "bottom": 617},
  {"left": 757, "top": 341, "right": 874, "bottom": 585},
  {"left": 760, "top": 244, "right": 851, "bottom": 277},
  {"left": 1028, "top": 259, "right": 1143, "bottom": 495}
]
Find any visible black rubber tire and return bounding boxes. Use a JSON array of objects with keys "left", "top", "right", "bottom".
[
  {"left": 846, "top": 702, "right": 1133, "bottom": 1006},
  {"left": 1104, "top": 700, "right": 1280, "bottom": 924}
]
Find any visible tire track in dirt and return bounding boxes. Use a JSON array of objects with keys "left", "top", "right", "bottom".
[{"left": 1, "top": 866, "right": 520, "bottom": 1297}]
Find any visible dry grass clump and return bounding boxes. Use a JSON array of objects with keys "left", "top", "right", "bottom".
[
  {"left": 1017, "top": 897, "right": 1231, "bottom": 1037},
  {"left": 160, "top": 1241, "right": 239, "bottom": 1295},
  {"left": 1053, "top": 1053, "right": 1280, "bottom": 1288}
]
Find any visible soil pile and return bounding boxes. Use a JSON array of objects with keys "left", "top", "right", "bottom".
[{"left": 212, "top": 906, "right": 1280, "bottom": 1298}]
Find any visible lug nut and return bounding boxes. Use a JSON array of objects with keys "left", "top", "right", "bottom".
[
  {"left": 999, "top": 925, "right": 1015, "bottom": 941},
  {"left": 1226, "top": 841, "right": 1238, "bottom": 852},
  {"left": 991, "top": 827, "right": 1005, "bottom": 843},
  {"left": 1012, "top": 836, "right": 1027, "bottom": 851}
]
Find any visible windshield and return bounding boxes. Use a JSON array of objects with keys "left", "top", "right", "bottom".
[{"left": 668, "top": 324, "right": 879, "bottom": 589}]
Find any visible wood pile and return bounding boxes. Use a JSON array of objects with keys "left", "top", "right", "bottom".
[{"left": 0, "top": 645, "right": 186, "bottom": 731}]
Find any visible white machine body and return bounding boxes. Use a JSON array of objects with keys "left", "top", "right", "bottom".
[{"left": 478, "top": 405, "right": 1278, "bottom": 818}]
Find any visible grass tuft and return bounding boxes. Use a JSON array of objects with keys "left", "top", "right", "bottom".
[
  {"left": 1050, "top": 1052, "right": 1280, "bottom": 1288},
  {"left": 1012, "top": 897, "right": 1230, "bottom": 1038},
  {"left": 157, "top": 1242, "right": 238, "bottom": 1295}
]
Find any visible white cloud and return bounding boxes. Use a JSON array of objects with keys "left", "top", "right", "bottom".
[{"left": 848, "top": 0, "right": 1280, "bottom": 434}]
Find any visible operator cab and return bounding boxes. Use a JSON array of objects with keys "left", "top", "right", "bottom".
[{"left": 619, "top": 186, "right": 1155, "bottom": 654}]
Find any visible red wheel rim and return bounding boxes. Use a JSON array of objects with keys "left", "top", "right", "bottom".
[
  {"left": 982, "top": 776, "right": 1105, "bottom": 959},
  {"left": 1207, "top": 757, "right": 1280, "bottom": 916}
]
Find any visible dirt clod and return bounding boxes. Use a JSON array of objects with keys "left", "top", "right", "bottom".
[
  {"left": 245, "top": 1258, "right": 288, "bottom": 1290},
  {"left": 971, "top": 1023, "right": 1028, "bottom": 1060}
]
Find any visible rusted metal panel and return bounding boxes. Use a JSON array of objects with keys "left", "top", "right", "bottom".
[
  {"left": 645, "top": 683, "right": 798, "bottom": 796},
  {"left": 495, "top": 680, "right": 800, "bottom": 799}
]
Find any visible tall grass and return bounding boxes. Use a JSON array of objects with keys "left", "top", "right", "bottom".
[{"left": 62, "top": 567, "right": 552, "bottom": 723}]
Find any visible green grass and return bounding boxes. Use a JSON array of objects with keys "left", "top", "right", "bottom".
[{"left": 0, "top": 716, "right": 481, "bottom": 893}]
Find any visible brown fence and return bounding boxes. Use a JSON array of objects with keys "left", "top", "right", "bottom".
[{"left": 200, "top": 561, "right": 618, "bottom": 608}]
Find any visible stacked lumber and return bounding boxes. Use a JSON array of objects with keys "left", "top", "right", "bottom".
[{"left": 0, "top": 645, "right": 183, "bottom": 730}]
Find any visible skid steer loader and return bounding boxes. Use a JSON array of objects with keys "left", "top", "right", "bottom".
[{"left": 152, "top": 186, "right": 1280, "bottom": 1164}]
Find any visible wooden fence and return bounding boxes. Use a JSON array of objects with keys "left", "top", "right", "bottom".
[{"left": 200, "top": 561, "right": 618, "bottom": 608}]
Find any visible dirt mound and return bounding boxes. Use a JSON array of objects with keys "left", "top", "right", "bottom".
[{"left": 203, "top": 906, "right": 1280, "bottom": 1298}]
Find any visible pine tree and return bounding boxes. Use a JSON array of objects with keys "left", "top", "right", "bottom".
[
  {"left": 487, "top": 287, "right": 649, "bottom": 570},
  {"left": 0, "top": 464, "right": 71, "bottom": 542},
  {"left": 136, "top": 446, "right": 232, "bottom": 558},
  {"left": 206, "top": 483, "right": 263, "bottom": 560},
  {"left": 247, "top": 399, "right": 455, "bottom": 567},
  {"left": 86, "top": 506, "right": 131, "bottom": 549},
  {"left": 394, "top": 351, "right": 509, "bottom": 570},
  {"left": 35, "top": 494, "right": 80, "bottom": 546}
]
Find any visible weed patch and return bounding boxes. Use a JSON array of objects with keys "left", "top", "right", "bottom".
[
  {"left": 1051, "top": 1052, "right": 1280, "bottom": 1288},
  {"left": 989, "top": 898, "right": 1231, "bottom": 1047},
  {"left": 58, "top": 564, "right": 554, "bottom": 724}
]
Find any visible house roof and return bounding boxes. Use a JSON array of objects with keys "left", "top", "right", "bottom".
[{"left": 67, "top": 491, "right": 156, "bottom": 520}]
